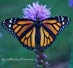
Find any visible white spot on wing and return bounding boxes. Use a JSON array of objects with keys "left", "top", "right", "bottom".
[
  {"left": 8, "top": 24, "right": 11, "bottom": 27},
  {"left": 62, "top": 22, "right": 65, "bottom": 25},
  {"left": 9, "top": 29, "right": 11, "bottom": 31},
  {"left": 11, "top": 18, "right": 13, "bottom": 20},
  {"left": 58, "top": 16, "right": 60, "bottom": 22},
  {"left": 68, "top": 17, "right": 69, "bottom": 21},
  {"left": 3, "top": 20, "right": 5, "bottom": 23},
  {"left": 62, "top": 26, "right": 64, "bottom": 28},
  {"left": 62, "top": 17, "right": 64, "bottom": 21},
  {"left": 9, "top": 20, "right": 12, "bottom": 23},
  {"left": 3, "top": 23, "right": 4, "bottom": 25}
]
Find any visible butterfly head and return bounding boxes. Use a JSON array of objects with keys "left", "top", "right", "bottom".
[{"left": 34, "top": 20, "right": 42, "bottom": 28}]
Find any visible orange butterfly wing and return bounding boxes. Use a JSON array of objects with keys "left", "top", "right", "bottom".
[
  {"left": 40, "top": 16, "right": 70, "bottom": 47},
  {"left": 13, "top": 21, "right": 36, "bottom": 49},
  {"left": 2, "top": 16, "right": 70, "bottom": 50},
  {"left": 2, "top": 18, "right": 36, "bottom": 49},
  {"left": 40, "top": 27, "right": 53, "bottom": 47}
]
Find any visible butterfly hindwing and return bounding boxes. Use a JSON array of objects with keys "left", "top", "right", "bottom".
[
  {"left": 40, "top": 27, "right": 53, "bottom": 48},
  {"left": 20, "top": 27, "right": 36, "bottom": 49}
]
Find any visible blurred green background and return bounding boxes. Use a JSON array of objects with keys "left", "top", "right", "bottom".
[{"left": 0, "top": 0, "right": 73, "bottom": 68}]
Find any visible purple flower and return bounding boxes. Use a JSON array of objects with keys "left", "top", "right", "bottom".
[
  {"left": 22, "top": 2, "right": 51, "bottom": 20},
  {"left": 69, "top": 0, "right": 73, "bottom": 7}
]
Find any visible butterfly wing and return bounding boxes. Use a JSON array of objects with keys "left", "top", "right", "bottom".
[
  {"left": 2, "top": 16, "right": 70, "bottom": 50},
  {"left": 40, "top": 16, "right": 70, "bottom": 48},
  {"left": 2, "top": 18, "right": 36, "bottom": 50}
]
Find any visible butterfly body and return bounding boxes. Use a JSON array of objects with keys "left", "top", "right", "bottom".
[{"left": 2, "top": 16, "right": 70, "bottom": 50}]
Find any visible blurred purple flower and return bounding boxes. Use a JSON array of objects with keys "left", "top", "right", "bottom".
[
  {"left": 22, "top": 2, "right": 51, "bottom": 20},
  {"left": 69, "top": 0, "right": 73, "bottom": 7}
]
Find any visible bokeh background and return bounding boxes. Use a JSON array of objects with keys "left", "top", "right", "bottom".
[{"left": 0, "top": 0, "right": 73, "bottom": 68}]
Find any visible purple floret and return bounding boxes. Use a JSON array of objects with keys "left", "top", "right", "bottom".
[{"left": 22, "top": 2, "right": 51, "bottom": 20}]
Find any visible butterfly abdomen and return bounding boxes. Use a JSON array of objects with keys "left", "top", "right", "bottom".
[{"left": 35, "top": 21, "right": 41, "bottom": 48}]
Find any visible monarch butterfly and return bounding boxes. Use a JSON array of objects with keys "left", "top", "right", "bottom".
[{"left": 2, "top": 16, "right": 70, "bottom": 50}]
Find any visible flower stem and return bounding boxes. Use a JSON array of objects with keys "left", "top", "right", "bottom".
[{"left": 34, "top": 49, "right": 49, "bottom": 68}]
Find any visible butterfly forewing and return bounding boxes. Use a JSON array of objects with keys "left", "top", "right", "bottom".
[
  {"left": 43, "top": 16, "right": 70, "bottom": 35},
  {"left": 41, "top": 16, "right": 70, "bottom": 47},
  {"left": 2, "top": 18, "right": 36, "bottom": 49}
]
